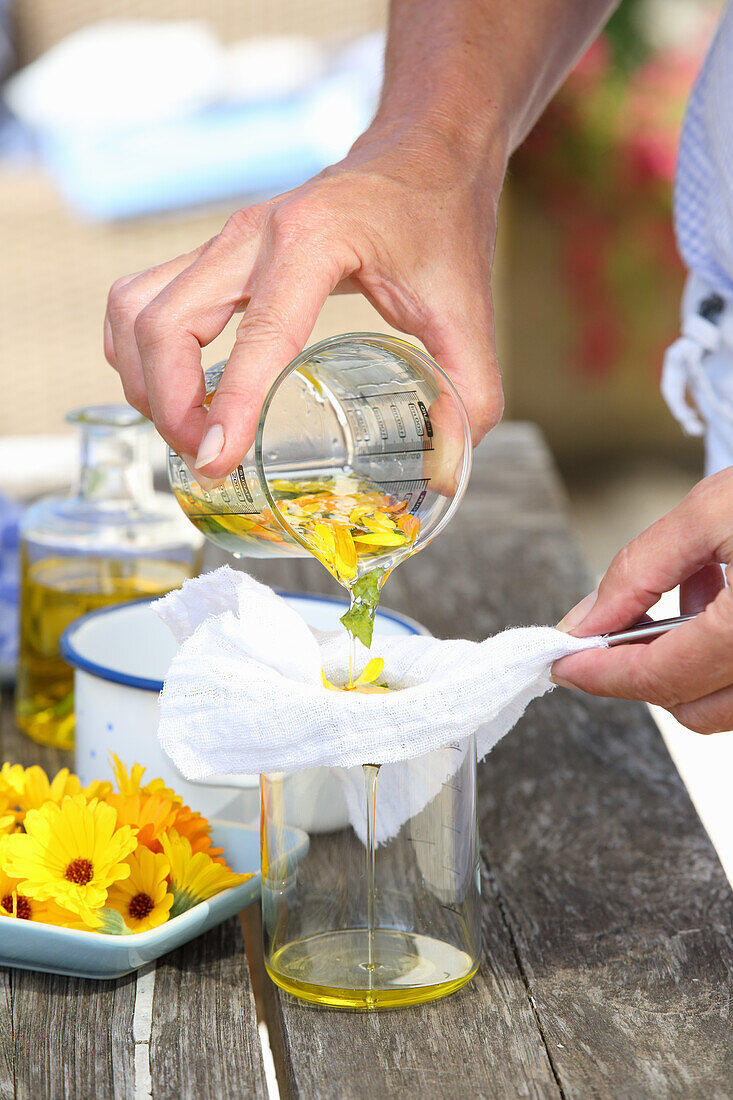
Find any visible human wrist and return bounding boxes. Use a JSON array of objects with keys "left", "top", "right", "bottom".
[{"left": 354, "top": 93, "right": 509, "bottom": 192}]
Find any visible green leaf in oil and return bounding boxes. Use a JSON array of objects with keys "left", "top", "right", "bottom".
[{"left": 340, "top": 568, "right": 386, "bottom": 648}]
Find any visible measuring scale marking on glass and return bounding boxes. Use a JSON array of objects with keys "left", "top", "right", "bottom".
[{"left": 169, "top": 333, "right": 479, "bottom": 1008}]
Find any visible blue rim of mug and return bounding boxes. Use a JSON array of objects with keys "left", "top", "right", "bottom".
[{"left": 60, "top": 592, "right": 428, "bottom": 693}]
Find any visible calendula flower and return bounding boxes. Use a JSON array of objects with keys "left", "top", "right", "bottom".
[
  {"left": 0, "top": 764, "right": 108, "bottom": 815},
  {"left": 107, "top": 847, "right": 173, "bottom": 932},
  {"left": 0, "top": 837, "right": 79, "bottom": 925},
  {"left": 107, "top": 791, "right": 179, "bottom": 853},
  {"left": 0, "top": 792, "right": 19, "bottom": 834},
  {"left": 111, "top": 755, "right": 180, "bottom": 803},
  {"left": 0, "top": 763, "right": 25, "bottom": 804},
  {"left": 4, "top": 795, "right": 137, "bottom": 924},
  {"left": 161, "top": 831, "right": 249, "bottom": 918},
  {"left": 166, "top": 803, "right": 224, "bottom": 862},
  {"left": 17, "top": 766, "right": 81, "bottom": 811}
]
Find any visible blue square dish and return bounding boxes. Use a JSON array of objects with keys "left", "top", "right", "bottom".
[{"left": 0, "top": 822, "right": 308, "bottom": 980}]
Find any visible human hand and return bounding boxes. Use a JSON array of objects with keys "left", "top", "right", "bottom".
[
  {"left": 104, "top": 123, "right": 506, "bottom": 480},
  {"left": 551, "top": 469, "right": 733, "bottom": 734}
]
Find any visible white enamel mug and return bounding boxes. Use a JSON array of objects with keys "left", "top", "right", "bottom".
[{"left": 61, "top": 592, "right": 428, "bottom": 831}]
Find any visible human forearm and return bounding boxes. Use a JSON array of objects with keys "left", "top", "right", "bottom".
[
  {"left": 372, "top": 0, "right": 621, "bottom": 165},
  {"left": 105, "top": 1, "right": 620, "bottom": 472}
]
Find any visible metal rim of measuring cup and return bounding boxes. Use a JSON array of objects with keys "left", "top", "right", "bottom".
[{"left": 254, "top": 332, "right": 474, "bottom": 556}]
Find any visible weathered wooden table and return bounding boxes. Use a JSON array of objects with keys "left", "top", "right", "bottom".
[{"left": 1, "top": 423, "right": 732, "bottom": 1098}]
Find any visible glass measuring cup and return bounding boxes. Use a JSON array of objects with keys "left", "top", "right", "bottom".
[
  {"left": 261, "top": 736, "right": 481, "bottom": 1009},
  {"left": 167, "top": 333, "right": 472, "bottom": 576}
]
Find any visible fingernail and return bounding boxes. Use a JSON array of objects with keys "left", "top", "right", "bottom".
[
  {"left": 556, "top": 589, "right": 597, "bottom": 633},
  {"left": 549, "top": 674, "right": 577, "bottom": 690},
  {"left": 196, "top": 424, "right": 225, "bottom": 470},
  {"left": 180, "top": 453, "right": 221, "bottom": 492}
]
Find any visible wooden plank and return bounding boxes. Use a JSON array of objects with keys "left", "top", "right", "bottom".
[
  {"left": 0, "top": 686, "right": 137, "bottom": 1098},
  {"left": 229, "top": 423, "right": 733, "bottom": 1098},
  {"left": 463, "top": 428, "right": 733, "bottom": 1096},
  {"left": 266, "top": 865, "right": 561, "bottom": 1100},
  {"left": 11, "top": 970, "right": 136, "bottom": 1100},
  {"left": 1, "top": 685, "right": 267, "bottom": 1099},
  {"left": 149, "top": 916, "right": 267, "bottom": 1100},
  {"left": 0, "top": 967, "right": 13, "bottom": 1100}
]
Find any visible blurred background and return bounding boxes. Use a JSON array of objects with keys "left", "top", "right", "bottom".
[
  {"left": 0, "top": 0, "right": 723, "bottom": 565},
  {"left": 1, "top": 0, "right": 732, "bottom": 876}
]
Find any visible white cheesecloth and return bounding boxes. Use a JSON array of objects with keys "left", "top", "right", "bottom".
[{"left": 154, "top": 566, "right": 604, "bottom": 843}]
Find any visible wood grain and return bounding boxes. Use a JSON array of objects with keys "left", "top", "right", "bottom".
[
  {"left": 223, "top": 423, "right": 733, "bottom": 1099},
  {"left": 149, "top": 917, "right": 266, "bottom": 1100},
  {"left": 0, "top": 684, "right": 265, "bottom": 1097},
  {"left": 11, "top": 971, "right": 135, "bottom": 1099},
  {"left": 1, "top": 422, "right": 731, "bottom": 1098}
]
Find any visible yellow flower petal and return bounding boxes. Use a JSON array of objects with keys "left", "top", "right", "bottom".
[
  {"left": 352, "top": 658, "right": 385, "bottom": 687},
  {"left": 161, "top": 831, "right": 250, "bottom": 917}
]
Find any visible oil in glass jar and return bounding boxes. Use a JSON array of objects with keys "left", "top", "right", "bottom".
[{"left": 16, "top": 406, "right": 203, "bottom": 749}]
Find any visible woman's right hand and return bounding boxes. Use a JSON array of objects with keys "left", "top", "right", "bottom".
[
  {"left": 104, "top": 121, "right": 506, "bottom": 481},
  {"left": 553, "top": 469, "right": 733, "bottom": 734}
]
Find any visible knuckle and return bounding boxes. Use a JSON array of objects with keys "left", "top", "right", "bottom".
[
  {"left": 106, "top": 280, "right": 139, "bottom": 322},
  {"left": 268, "top": 200, "right": 324, "bottom": 248},
  {"left": 470, "top": 384, "right": 504, "bottom": 437},
  {"left": 235, "top": 307, "right": 301, "bottom": 359},
  {"left": 605, "top": 544, "right": 634, "bottom": 589},
  {"left": 133, "top": 304, "right": 166, "bottom": 349},
  {"left": 220, "top": 206, "right": 263, "bottom": 242}
]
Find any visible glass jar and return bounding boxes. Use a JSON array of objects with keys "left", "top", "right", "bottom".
[
  {"left": 261, "top": 737, "right": 482, "bottom": 1009},
  {"left": 167, "top": 333, "right": 472, "bottom": 568},
  {"left": 17, "top": 405, "right": 203, "bottom": 750}
]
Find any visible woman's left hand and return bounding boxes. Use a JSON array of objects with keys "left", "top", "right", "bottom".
[{"left": 551, "top": 468, "right": 733, "bottom": 734}]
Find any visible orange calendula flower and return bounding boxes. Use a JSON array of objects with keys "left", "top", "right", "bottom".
[
  {"left": 107, "top": 791, "right": 179, "bottom": 853},
  {"left": 396, "top": 513, "right": 420, "bottom": 541},
  {"left": 168, "top": 803, "right": 225, "bottom": 863}
]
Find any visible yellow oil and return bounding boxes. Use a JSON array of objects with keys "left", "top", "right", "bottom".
[
  {"left": 266, "top": 928, "right": 478, "bottom": 1009},
  {"left": 171, "top": 470, "right": 419, "bottom": 581},
  {"left": 16, "top": 551, "right": 194, "bottom": 750}
]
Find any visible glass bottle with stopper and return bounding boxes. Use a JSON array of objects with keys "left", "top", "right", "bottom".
[{"left": 17, "top": 405, "right": 203, "bottom": 750}]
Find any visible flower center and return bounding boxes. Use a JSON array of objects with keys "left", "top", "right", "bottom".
[
  {"left": 2, "top": 894, "right": 31, "bottom": 919},
  {"left": 64, "top": 858, "right": 94, "bottom": 886},
  {"left": 128, "top": 892, "right": 154, "bottom": 921}
]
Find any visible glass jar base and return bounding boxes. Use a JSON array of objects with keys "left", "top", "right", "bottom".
[
  {"left": 16, "top": 708, "right": 75, "bottom": 751},
  {"left": 266, "top": 928, "right": 479, "bottom": 1009}
]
